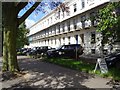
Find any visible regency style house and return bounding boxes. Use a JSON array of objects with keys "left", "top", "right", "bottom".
[{"left": 27, "top": 0, "right": 120, "bottom": 56}]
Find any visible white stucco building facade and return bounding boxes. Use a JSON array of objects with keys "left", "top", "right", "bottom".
[{"left": 27, "top": 0, "right": 119, "bottom": 56}]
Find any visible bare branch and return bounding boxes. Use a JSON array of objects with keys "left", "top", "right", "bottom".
[{"left": 18, "top": 2, "right": 40, "bottom": 25}]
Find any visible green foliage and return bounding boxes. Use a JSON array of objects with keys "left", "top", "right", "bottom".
[
  {"left": 97, "top": 2, "right": 120, "bottom": 44},
  {"left": 16, "top": 22, "right": 29, "bottom": 49}
]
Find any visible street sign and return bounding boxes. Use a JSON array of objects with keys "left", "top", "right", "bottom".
[{"left": 94, "top": 58, "right": 108, "bottom": 74}]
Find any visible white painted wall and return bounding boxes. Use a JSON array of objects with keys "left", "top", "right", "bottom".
[{"left": 27, "top": 0, "right": 117, "bottom": 56}]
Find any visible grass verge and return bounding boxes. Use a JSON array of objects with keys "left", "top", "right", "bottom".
[
  {"left": 45, "top": 57, "right": 120, "bottom": 81},
  {"left": 45, "top": 57, "right": 95, "bottom": 73}
]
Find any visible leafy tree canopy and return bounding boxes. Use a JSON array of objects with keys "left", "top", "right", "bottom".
[
  {"left": 97, "top": 2, "right": 120, "bottom": 44},
  {"left": 16, "top": 22, "right": 29, "bottom": 49}
]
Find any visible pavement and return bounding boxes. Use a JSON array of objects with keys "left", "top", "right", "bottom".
[{"left": 0, "top": 56, "right": 114, "bottom": 89}]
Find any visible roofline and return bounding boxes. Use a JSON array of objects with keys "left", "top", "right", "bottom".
[
  {"left": 28, "top": 3, "right": 63, "bottom": 29},
  {"left": 28, "top": 1, "right": 69, "bottom": 29}
]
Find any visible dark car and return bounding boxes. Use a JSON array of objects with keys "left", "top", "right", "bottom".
[
  {"left": 17, "top": 48, "right": 28, "bottom": 55},
  {"left": 27, "top": 47, "right": 41, "bottom": 56},
  {"left": 47, "top": 44, "right": 83, "bottom": 58},
  {"left": 39, "top": 46, "right": 53, "bottom": 55},
  {"left": 28, "top": 46, "right": 53, "bottom": 56},
  {"left": 105, "top": 52, "right": 120, "bottom": 69},
  {"left": 22, "top": 48, "right": 32, "bottom": 55}
]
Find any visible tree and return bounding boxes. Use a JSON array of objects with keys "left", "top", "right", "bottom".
[
  {"left": 97, "top": 2, "right": 120, "bottom": 54},
  {"left": 2, "top": 1, "right": 68, "bottom": 72},
  {"left": 2, "top": 2, "right": 41, "bottom": 72},
  {"left": 16, "top": 22, "right": 29, "bottom": 49}
]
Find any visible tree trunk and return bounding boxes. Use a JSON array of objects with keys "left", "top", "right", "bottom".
[
  {"left": 2, "top": 29, "right": 8, "bottom": 71},
  {"left": 2, "top": 2, "right": 19, "bottom": 72}
]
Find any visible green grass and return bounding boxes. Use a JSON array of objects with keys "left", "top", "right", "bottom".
[
  {"left": 94, "top": 68, "right": 120, "bottom": 80},
  {"left": 45, "top": 57, "right": 95, "bottom": 73},
  {"left": 45, "top": 57, "right": 120, "bottom": 81}
]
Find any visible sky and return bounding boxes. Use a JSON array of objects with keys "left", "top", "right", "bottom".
[
  {"left": 18, "top": 2, "right": 48, "bottom": 28},
  {"left": 18, "top": 0, "right": 63, "bottom": 29}
]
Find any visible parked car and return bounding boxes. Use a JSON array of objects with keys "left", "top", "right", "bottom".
[
  {"left": 23, "top": 48, "right": 32, "bottom": 55},
  {"left": 28, "top": 46, "right": 53, "bottom": 56},
  {"left": 27, "top": 47, "right": 41, "bottom": 55},
  {"left": 17, "top": 48, "right": 28, "bottom": 55},
  {"left": 105, "top": 52, "right": 120, "bottom": 69},
  {"left": 47, "top": 44, "right": 83, "bottom": 58},
  {"left": 38, "top": 46, "right": 53, "bottom": 55}
]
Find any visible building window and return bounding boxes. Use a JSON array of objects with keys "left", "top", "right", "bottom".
[
  {"left": 48, "top": 39, "right": 49, "bottom": 44},
  {"left": 67, "top": 21, "right": 70, "bottom": 31},
  {"left": 66, "top": 6, "right": 70, "bottom": 16},
  {"left": 58, "top": 25, "right": 60, "bottom": 33},
  {"left": 80, "top": 34, "right": 84, "bottom": 43},
  {"left": 73, "top": 18, "right": 77, "bottom": 29},
  {"left": 51, "top": 17, "right": 52, "bottom": 23},
  {"left": 82, "top": 0, "right": 85, "bottom": 9},
  {"left": 75, "top": 35, "right": 78, "bottom": 44},
  {"left": 48, "top": 19, "right": 49, "bottom": 25},
  {"left": 91, "top": 32, "right": 96, "bottom": 44},
  {"left": 63, "top": 37, "right": 65, "bottom": 45},
  {"left": 51, "top": 28, "right": 52, "bottom": 35},
  {"left": 62, "top": 23, "right": 65, "bottom": 32},
  {"left": 62, "top": 10, "right": 65, "bottom": 18},
  {"left": 57, "top": 10, "right": 60, "bottom": 19},
  {"left": 73, "top": 3, "right": 77, "bottom": 12},
  {"left": 90, "top": 12, "right": 95, "bottom": 26},
  {"left": 91, "top": 49, "right": 95, "bottom": 54},
  {"left": 55, "top": 38, "right": 56, "bottom": 45},
  {"left": 51, "top": 39, "right": 53, "bottom": 44},
  {"left": 68, "top": 36, "right": 70, "bottom": 44},
  {"left": 81, "top": 15, "right": 86, "bottom": 28},
  {"left": 54, "top": 26, "right": 56, "bottom": 34},
  {"left": 48, "top": 29, "right": 49, "bottom": 36},
  {"left": 59, "top": 38, "right": 61, "bottom": 45},
  {"left": 90, "top": 11, "right": 98, "bottom": 26}
]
